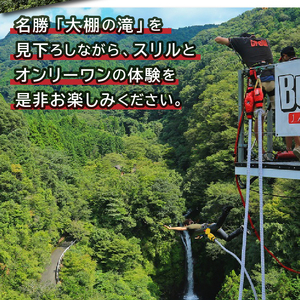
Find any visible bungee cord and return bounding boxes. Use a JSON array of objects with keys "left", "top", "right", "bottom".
[
  {"left": 257, "top": 107, "right": 266, "bottom": 300},
  {"left": 237, "top": 72, "right": 267, "bottom": 300},
  {"left": 238, "top": 105, "right": 253, "bottom": 300},
  {"left": 204, "top": 229, "right": 258, "bottom": 300},
  {"left": 215, "top": 239, "right": 258, "bottom": 300}
]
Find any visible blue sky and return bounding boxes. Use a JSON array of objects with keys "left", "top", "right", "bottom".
[{"left": 0, "top": 7, "right": 252, "bottom": 39}]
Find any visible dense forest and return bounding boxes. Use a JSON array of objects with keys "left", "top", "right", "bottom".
[
  {"left": 0, "top": 7, "right": 300, "bottom": 300},
  {"left": 0, "top": 0, "right": 68, "bottom": 14}
]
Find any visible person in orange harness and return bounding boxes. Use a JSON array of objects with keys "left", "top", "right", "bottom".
[
  {"left": 164, "top": 206, "right": 250, "bottom": 242},
  {"left": 215, "top": 33, "right": 275, "bottom": 161},
  {"left": 278, "top": 46, "right": 300, "bottom": 160}
]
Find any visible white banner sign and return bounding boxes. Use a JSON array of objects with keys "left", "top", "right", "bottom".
[{"left": 275, "top": 59, "right": 300, "bottom": 137}]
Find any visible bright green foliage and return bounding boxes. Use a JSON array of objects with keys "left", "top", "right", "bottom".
[
  {"left": 0, "top": 0, "right": 68, "bottom": 13},
  {"left": 215, "top": 270, "right": 240, "bottom": 300},
  {"left": 26, "top": 112, "right": 124, "bottom": 164},
  {"left": 95, "top": 268, "right": 159, "bottom": 300},
  {"left": 0, "top": 95, "right": 26, "bottom": 135},
  {"left": 91, "top": 229, "right": 143, "bottom": 273},
  {"left": 215, "top": 270, "right": 255, "bottom": 300},
  {"left": 1, "top": 7, "right": 300, "bottom": 300},
  {"left": 0, "top": 93, "right": 186, "bottom": 298},
  {"left": 0, "top": 285, "right": 32, "bottom": 300},
  {"left": 267, "top": 271, "right": 300, "bottom": 300},
  {"left": 59, "top": 247, "right": 97, "bottom": 299}
]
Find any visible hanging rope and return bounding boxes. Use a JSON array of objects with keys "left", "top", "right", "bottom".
[
  {"left": 205, "top": 229, "right": 258, "bottom": 300},
  {"left": 253, "top": 72, "right": 266, "bottom": 299},
  {"left": 238, "top": 112, "right": 253, "bottom": 300},
  {"left": 239, "top": 77, "right": 254, "bottom": 300},
  {"left": 257, "top": 106, "right": 266, "bottom": 300},
  {"left": 237, "top": 71, "right": 266, "bottom": 299},
  {"left": 215, "top": 240, "right": 258, "bottom": 300}
]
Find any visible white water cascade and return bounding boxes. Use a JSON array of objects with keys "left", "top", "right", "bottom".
[{"left": 181, "top": 231, "right": 199, "bottom": 300}]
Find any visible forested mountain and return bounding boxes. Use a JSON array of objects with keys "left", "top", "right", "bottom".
[
  {"left": 0, "top": 0, "right": 68, "bottom": 14},
  {"left": 0, "top": 7, "right": 300, "bottom": 300}
]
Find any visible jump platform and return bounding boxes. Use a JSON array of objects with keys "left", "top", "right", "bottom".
[{"left": 235, "top": 160, "right": 300, "bottom": 180}]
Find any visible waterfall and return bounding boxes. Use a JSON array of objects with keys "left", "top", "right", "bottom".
[{"left": 181, "top": 231, "right": 199, "bottom": 300}]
